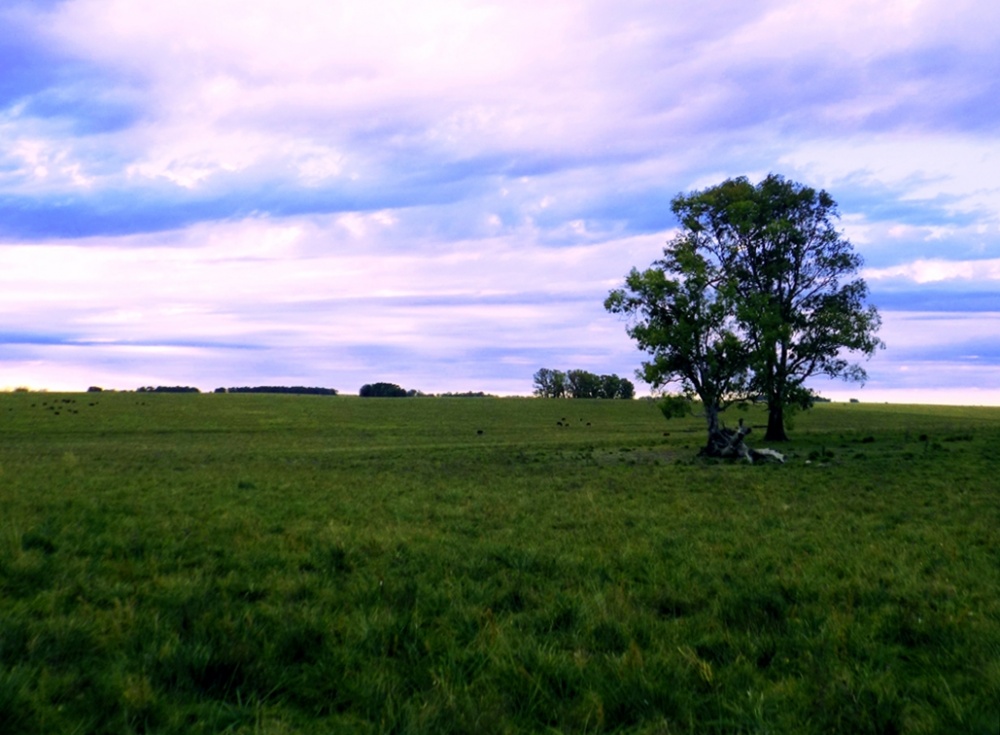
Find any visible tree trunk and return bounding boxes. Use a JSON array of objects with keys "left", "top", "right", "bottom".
[
  {"left": 765, "top": 402, "right": 788, "bottom": 442},
  {"left": 704, "top": 403, "right": 721, "bottom": 451}
]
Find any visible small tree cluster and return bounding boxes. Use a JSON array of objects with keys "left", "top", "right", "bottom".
[
  {"left": 533, "top": 368, "right": 635, "bottom": 399},
  {"left": 359, "top": 382, "right": 417, "bottom": 397},
  {"left": 136, "top": 386, "right": 200, "bottom": 393},
  {"left": 216, "top": 386, "right": 339, "bottom": 395}
]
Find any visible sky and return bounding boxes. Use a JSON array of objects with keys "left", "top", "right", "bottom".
[{"left": 2, "top": 0, "right": 999, "bottom": 403}]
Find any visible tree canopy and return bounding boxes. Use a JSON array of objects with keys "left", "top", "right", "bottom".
[
  {"left": 359, "top": 382, "right": 410, "bottom": 397},
  {"left": 533, "top": 368, "right": 635, "bottom": 399},
  {"left": 607, "top": 174, "right": 883, "bottom": 446},
  {"left": 604, "top": 236, "right": 750, "bottom": 437}
]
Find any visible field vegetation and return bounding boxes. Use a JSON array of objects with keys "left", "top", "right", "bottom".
[{"left": 1, "top": 392, "right": 998, "bottom": 733}]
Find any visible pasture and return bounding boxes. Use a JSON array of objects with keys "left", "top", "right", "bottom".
[{"left": 1, "top": 392, "right": 998, "bottom": 733}]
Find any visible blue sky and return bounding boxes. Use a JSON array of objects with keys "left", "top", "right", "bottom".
[{"left": 2, "top": 0, "right": 999, "bottom": 403}]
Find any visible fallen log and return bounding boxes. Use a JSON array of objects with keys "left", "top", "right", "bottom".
[{"left": 700, "top": 419, "right": 785, "bottom": 464}]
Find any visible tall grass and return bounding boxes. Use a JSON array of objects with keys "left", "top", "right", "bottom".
[{"left": 1, "top": 393, "right": 999, "bottom": 732}]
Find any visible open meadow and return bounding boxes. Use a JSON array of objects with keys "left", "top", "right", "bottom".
[{"left": 1, "top": 392, "right": 998, "bottom": 733}]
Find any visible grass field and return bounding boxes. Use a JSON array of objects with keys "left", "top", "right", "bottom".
[{"left": 1, "top": 392, "right": 999, "bottom": 733}]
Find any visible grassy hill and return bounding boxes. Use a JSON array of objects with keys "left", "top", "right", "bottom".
[{"left": 2, "top": 393, "right": 998, "bottom": 733}]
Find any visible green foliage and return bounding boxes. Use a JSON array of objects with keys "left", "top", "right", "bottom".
[
  {"left": 597, "top": 372, "right": 635, "bottom": 400},
  {"left": 670, "top": 174, "right": 883, "bottom": 440},
  {"left": 657, "top": 394, "right": 692, "bottom": 420},
  {"left": 136, "top": 385, "right": 201, "bottom": 393},
  {"left": 534, "top": 368, "right": 635, "bottom": 399},
  {"left": 219, "top": 386, "right": 339, "bottom": 395},
  {"left": 359, "top": 381, "right": 410, "bottom": 397},
  {"left": 532, "top": 367, "right": 567, "bottom": 397},
  {"left": 605, "top": 236, "right": 750, "bottom": 439},
  {"left": 609, "top": 174, "right": 883, "bottom": 442},
  {"left": 1, "top": 392, "right": 999, "bottom": 733}
]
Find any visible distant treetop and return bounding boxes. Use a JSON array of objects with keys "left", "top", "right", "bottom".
[
  {"left": 360, "top": 382, "right": 413, "bottom": 397},
  {"left": 532, "top": 368, "right": 635, "bottom": 399},
  {"left": 136, "top": 386, "right": 200, "bottom": 393},
  {"left": 216, "top": 386, "right": 339, "bottom": 395}
]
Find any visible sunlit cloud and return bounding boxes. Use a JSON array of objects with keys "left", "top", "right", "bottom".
[{"left": 865, "top": 258, "right": 1000, "bottom": 284}]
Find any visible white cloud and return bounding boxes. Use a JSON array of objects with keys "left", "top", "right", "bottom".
[
  {"left": 780, "top": 135, "right": 1000, "bottom": 216},
  {"left": 876, "top": 310, "right": 1000, "bottom": 349},
  {"left": 0, "top": 214, "right": 665, "bottom": 362},
  {"left": 1, "top": 134, "right": 95, "bottom": 189},
  {"left": 865, "top": 258, "right": 1000, "bottom": 284}
]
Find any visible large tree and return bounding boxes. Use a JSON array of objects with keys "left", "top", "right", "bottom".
[
  {"left": 666, "top": 174, "right": 883, "bottom": 441},
  {"left": 532, "top": 368, "right": 567, "bottom": 398},
  {"left": 599, "top": 373, "right": 636, "bottom": 400},
  {"left": 605, "top": 234, "right": 752, "bottom": 444}
]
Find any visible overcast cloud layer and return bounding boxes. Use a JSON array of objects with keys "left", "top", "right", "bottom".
[{"left": 2, "top": 0, "right": 999, "bottom": 402}]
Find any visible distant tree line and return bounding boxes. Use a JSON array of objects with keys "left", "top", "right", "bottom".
[
  {"left": 215, "top": 386, "right": 339, "bottom": 395},
  {"left": 136, "top": 386, "right": 201, "bottom": 393},
  {"left": 47, "top": 384, "right": 502, "bottom": 397},
  {"left": 359, "top": 382, "right": 421, "bottom": 397},
  {"left": 532, "top": 368, "right": 635, "bottom": 399}
]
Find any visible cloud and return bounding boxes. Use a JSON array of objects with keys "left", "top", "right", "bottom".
[
  {"left": 866, "top": 258, "right": 1000, "bottom": 285},
  {"left": 0, "top": 213, "right": 659, "bottom": 391}
]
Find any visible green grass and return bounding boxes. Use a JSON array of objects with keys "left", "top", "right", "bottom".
[{"left": 1, "top": 393, "right": 999, "bottom": 733}]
